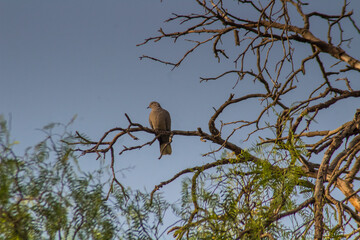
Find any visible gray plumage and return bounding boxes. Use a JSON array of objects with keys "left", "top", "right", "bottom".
[{"left": 148, "top": 101, "right": 172, "bottom": 155}]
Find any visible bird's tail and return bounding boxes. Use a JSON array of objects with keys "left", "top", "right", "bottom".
[
  {"left": 160, "top": 142, "right": 172, "bottom": 155},
  {"left": 159, "top": 135, "right": 172, "bottom": 155}
]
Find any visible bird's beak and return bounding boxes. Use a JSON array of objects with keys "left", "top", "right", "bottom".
[{"left": 147, "top": 106, "right": 150, "bottom": 109}]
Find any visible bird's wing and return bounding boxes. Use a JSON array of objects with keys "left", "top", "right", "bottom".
[
  {"left": 149, "top": 108, "right": 171, "bottom": 131},
  {"left": 149, "top": 111, "right": 155, "bottom": 129},
  {"left": 164, "top": 109, "right": 171, "bottom": 131}
]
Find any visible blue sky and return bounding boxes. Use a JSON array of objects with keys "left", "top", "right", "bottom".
[
  {"left": 0, "top": 0, "right": 242, "bottom": 196},
  {"left": 1, "top": 0, "right": 360, "bottom": 219}
]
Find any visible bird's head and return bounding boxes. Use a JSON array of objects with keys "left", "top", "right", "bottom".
[{"left": 148, "top": 101, "right": 161, "bottom": 109}]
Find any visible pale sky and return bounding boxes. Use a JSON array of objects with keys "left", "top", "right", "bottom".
[{"left": 1, "top": 0, "right": 243, "bottom": 197}]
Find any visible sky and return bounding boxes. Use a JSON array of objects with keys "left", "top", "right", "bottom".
[
  {"left": 0, "top": 0, "right": 243, "bottom": 199},
  {"left": 1, "top": 0, "right": 360, "bottom": 234}
]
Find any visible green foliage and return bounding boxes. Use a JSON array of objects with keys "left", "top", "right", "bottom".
[
  {"left": 0, "top": 117, "right": 118, "bottom": 239},
  {"left": 0, "top": 116, "right": 175, "bottom": 240},
  {"left": 113, "top": 189, "right": 171, "bottom": 240},
  {"left": 0, "top": 113, "right": 346, "bottom": 240},
  {"left": 169, "top": 145, "right": 315, "bottom": 239}
]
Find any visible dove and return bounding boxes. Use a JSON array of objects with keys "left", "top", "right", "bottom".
[{"left": 148, "top": 101, "right": 172, "bottom": 155}]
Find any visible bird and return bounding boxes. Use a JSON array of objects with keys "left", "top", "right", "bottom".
[{"left": 148, "top": 101, "right": 172, "bottom": 155}]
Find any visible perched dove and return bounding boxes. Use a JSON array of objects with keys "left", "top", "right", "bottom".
[{"left": 148, "top": 101, "right": 172, "bottom": 155}]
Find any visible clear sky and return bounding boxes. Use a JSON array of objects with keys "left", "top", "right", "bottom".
[
  {"left": 1, "top": 0, "right": 360, "bottom": 215},
  {"left": 0, "top": 0, "right": 244, "bottom": 197}
]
